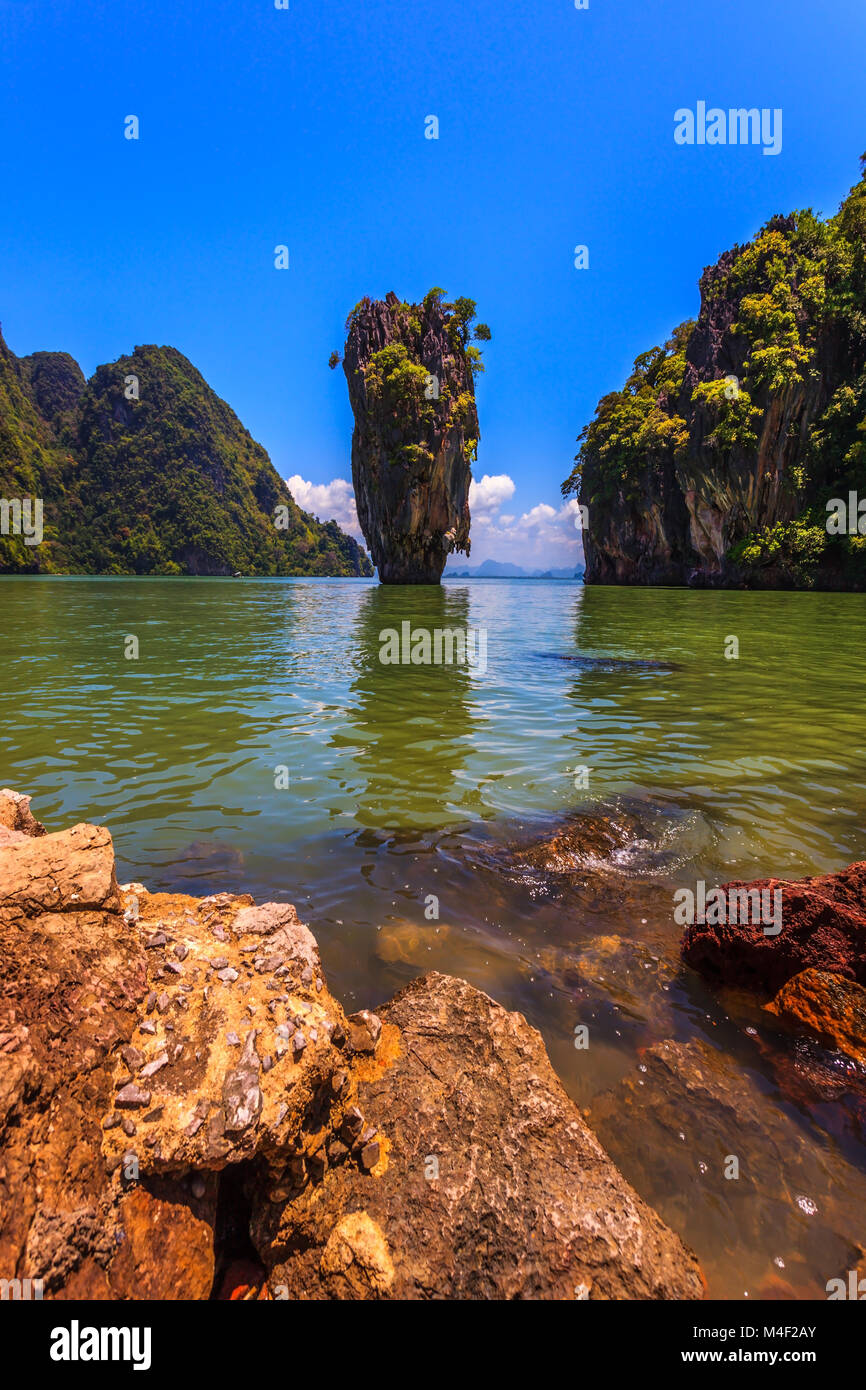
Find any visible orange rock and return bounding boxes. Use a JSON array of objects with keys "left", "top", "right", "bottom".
[
  {"left": 765, "top": 968, "right": 866, "bottom": 1065},
  {"left": 110, "top": 1186, "right": 215, "bottom": 1300},
  {"left": 2, "top": 791, "right": 706, "bottom": 1302}
]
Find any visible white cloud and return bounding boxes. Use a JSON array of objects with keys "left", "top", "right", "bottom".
[
  {"left": 463, "top": 475, "right": 585, "bottom": 570},
  {"left": 468, "top": 473, "right": 516, "bottom": 516},
  {"left": 520, "top": 502, "right": 557, "bottom": 525},
  {"left": 287, "top": 474, "right": 364, "bottom": 542}
]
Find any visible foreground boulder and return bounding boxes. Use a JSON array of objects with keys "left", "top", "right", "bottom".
[
  {"left": 0, "top": 799, "right": 156, "bottom": 1297},
  {"left": 0, "top": 792, "right": 367, "bottom": 1298},
  {"left": 0, "top": 791, "right": 702, "bottom": 1299},
  {"left": 258, "top": 972, "right": 703, "bottom": 1299}
]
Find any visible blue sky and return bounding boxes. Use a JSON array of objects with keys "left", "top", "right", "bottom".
[{"left": 0, "top": 0, "right": 863, "bottom": 566}]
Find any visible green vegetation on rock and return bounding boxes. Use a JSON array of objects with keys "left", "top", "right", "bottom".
[
  {"left": 354, "top": 290, "right": 489, "bottom": 471},
  {"left": 342, "top": 289, "right": 486, "bottom": 583},
  {"left": 562, "top": 321, "right": 693, "bottom": 506},
  {"left": 564, "top": 155, "right": 866, "bottom": 588},
  {"left": 0, "top": 327, "right": 371, "bottom": 577}
]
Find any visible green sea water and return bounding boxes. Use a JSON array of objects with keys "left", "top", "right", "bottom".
[{"left": 2, "top": 574, "right": 866, "bottom": 1298}]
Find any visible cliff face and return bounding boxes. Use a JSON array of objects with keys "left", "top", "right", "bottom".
[
  {"left": 566, "top": 160, "right": 866, "bottom": 589},
  {"left": 342, "top": 290, "right": 486, "bottom": 584},
  {"left": 0, "top": 326, "right": 371, "bottom": 577}
]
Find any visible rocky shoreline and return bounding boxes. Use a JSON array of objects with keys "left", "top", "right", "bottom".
[{"left": 0, "top": 791, "right": 703, "bottom": 1300}]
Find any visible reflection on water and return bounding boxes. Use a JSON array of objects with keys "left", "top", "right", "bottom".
[
  {"left": 329, "top": 585, "right": 481, "bottom": 828},
  {"left": 1, "top": 575, "right": 866, "bottom": 1298}
]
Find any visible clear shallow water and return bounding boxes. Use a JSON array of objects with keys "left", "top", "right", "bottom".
[{"left": 2, "top": 575, "right": 866, "bottom": 1298}]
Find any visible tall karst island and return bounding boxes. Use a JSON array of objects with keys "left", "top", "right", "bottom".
[
  {"left": 564, "top": 156, "right": 866, "bottom": 590},
  {"left": 333, "top": 289, "right": 490, "bottom": 584}
]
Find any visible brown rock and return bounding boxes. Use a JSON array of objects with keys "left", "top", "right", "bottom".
[
  {"left": 109, "top": 1185, "right": 215, "bottom": 1300},
  {"left": 318, "top": 1212, "right": 395, "bottom": 1297},
  {"left": 139, "top": 1054, "right": 169, "bottom": 1079},
  {"left": 0, "top": 820, "right": 119, "bottom": 915},
  {"left": 2, "top": 793, "right": 705, "bottom": 1303},
  {"left": 263, "top": 973, "right": 704, "bottom": 1300},
  {"left": 0, "top": 789, "right": 45, "bottom": 840},
  {"left": 339, "top": 1106, "right": 364, "bottom": 1145},
  {"left": 359, "top": 1140, "right": 380, "bottom": 1171},
  {"left": 115, "top": 1084, "right": 151, "bottom": 1109},
  {"left": 222, "top": 1032, "right": 262, "bottom": 1135}
]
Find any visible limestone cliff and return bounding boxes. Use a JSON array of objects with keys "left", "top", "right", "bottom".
[
  {"left": 340, "top": 290, "right": 488, "bottom": 584},
  {"left": 564, "top": 158, "right": 866, "bottom": 588}
]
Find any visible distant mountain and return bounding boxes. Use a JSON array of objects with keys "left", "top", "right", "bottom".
[
  {"left": 444, "top": 557, "right": 583, "bottom": 579},
  {"left": 0, "top": 324, "right": 372, "bottom": 577}
]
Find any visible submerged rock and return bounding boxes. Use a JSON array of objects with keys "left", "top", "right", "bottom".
[
  {"left": 589, "top": 1037, "right": 866, "bottom": 1297},
  {"left": 765, "top": 968, "right": 866, "bottom": 1067},
  {"left": 341, "top": 290, "right": 488, "bottom": 584},
  {"left": 534, "top": 652, "right": 680, "bottom": 674}
]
